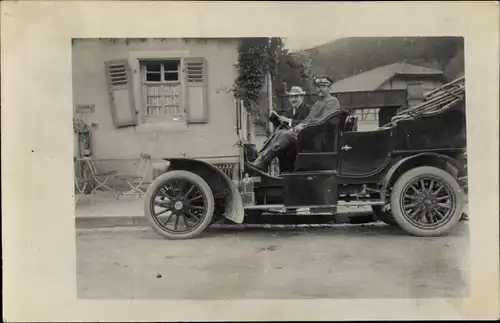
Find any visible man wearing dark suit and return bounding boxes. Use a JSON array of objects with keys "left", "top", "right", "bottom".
[
  {"left": 272, "top": 86, "right": 311, "bottom": 127},
  {"left": 268, "top": 86, "right": 311, "bottom": 173}
]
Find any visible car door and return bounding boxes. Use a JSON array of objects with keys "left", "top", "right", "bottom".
[{"left": 339, "top": 128, "right": 393, "bottom": 176}]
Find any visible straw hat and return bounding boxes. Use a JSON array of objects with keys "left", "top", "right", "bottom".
[{"left": 287, "top": 86, "right": 306, "bottom": 96}]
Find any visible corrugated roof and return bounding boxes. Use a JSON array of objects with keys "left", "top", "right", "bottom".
[{"left": 330, "top": 62, "right": 444, "bottom": 93}]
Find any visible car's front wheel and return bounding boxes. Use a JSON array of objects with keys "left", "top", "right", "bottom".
[
  {"left": 390, "top": 166, "right": 464, "bottom": 237},
  {"left": 144, "top": 170, "right": 215, "bottom": 240}
]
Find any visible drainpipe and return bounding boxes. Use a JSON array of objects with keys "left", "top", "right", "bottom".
[{"left": 267, "top": 71, "right": 274, "bottom": 133}]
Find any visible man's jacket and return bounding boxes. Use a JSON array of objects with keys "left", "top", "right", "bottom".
[
  {"left": 284, "top": 102, "right": 311, "bottom": 127},
  {"left": 301, "top": 96, "right": 341, "bottom": 126}
]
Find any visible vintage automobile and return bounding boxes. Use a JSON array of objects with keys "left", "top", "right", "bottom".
[{"left": 143, "top": 76, "right": 468, "bottom": 239}]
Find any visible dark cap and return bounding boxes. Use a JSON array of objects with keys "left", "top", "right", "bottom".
[{"left": 314, "top": 75, "right": 333, "bottom": 86}]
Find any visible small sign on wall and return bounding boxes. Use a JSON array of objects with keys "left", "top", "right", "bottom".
[{"left": 76, "top": 104, "right": 95, "bottom": 114}]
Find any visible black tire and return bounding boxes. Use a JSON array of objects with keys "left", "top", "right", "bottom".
[
  {"left": 371, "top": 205, "right": 398, "bottom": 226},
  {"left": 144, "top": 170, "right": 215, "bottom": 240},
  {"left": 390, "top": 166, "right": 464, "bottom": 237}
]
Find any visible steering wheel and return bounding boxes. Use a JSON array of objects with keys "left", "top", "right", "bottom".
[
  {"left": 269, "top": 111, "right": 291, "bottom": 131},
  {"left": 257, "top": 111, "right": 291, "bottom": 154}
]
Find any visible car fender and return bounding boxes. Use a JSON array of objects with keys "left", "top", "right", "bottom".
[
  {"left": 380, "top": 152, "right": 467, "bottom": 202},
  {"left": 164, "top": 158, "right": 245, "bottom": 224}
]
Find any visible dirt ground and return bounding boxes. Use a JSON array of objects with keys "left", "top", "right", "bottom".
[{"left": 76, "top": 222, "right": 469, "bottom": 299}]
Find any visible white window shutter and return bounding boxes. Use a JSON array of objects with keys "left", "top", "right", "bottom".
[
  {"left": 185, "top": 58, "right": 208, "bottom": 124},
  {"left": 104, "top": 59, "right": 138, "bottom": 128}
]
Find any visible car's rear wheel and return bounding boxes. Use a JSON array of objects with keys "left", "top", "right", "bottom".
[
  {"left": 371, "top": 205, "right": 398, "bottom": 226},
  {"left": 144, "top": 170, "right": 214, "bottom": 240},
  {"left": 390, "top": 166, "right": 464, "bottom": 237}
]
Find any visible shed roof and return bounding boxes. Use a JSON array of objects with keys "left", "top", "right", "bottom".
[{"left": 330, "top": 62, "right": 444, "bottom": 93}]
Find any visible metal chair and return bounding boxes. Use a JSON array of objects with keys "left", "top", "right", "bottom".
[
  {"left": 80, "top": 157, "right": 118, "bottom": 197},
  {"left": 116, "top": 153, "right": 152, "bottom": 199},
  {"left": 74, "top": 158, "right": 91, "bottom": 203}
]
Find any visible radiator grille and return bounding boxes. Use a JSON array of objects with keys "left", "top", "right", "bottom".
[{"left": 214, "top": 163, "right": 237, "bottom": 178}]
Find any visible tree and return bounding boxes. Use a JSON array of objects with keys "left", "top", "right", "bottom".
[{"left": 228, "top": 37, "right": 308, "bottom": 126}]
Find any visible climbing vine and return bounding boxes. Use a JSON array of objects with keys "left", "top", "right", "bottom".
[{"left": 226, "top": 37, "right": 282, "bottom": 126}]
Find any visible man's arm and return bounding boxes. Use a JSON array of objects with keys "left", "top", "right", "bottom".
[
  {"left": 271, "top": 110, "right": 294, "bottom": 127},
  {"left": 295, "top": 98, "right": 341, "bottom": 130}
]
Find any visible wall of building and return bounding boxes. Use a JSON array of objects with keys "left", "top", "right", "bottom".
[
  {"left": 380, "top": 76, "right": 443, "bottom": 91},
  {"left": 72, "top": 38, "right": 241, "bottom": 181},
  {"left": 380, "top": 75, "right": 445, "bottom": 106},
  {"left": 351, "top": 76, "right": 444, "bottom": 132}
]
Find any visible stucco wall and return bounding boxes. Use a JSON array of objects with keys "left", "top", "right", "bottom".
[{"left": 72, "top": 38, "right": 240, "bottom": 163}]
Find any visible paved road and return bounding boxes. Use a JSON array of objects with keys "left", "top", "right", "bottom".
[{"left": 76, "top": 222, "right": 469, "bottom": 299}]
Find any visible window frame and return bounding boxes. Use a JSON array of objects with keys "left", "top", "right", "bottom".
[
  {"left": 128, "top": 50, "right": 190, "bottom": 132},
  {"left": 140, "top": 59, "right": 184, "bottom": 123}
]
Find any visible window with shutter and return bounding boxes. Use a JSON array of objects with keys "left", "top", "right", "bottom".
[
  {"left": 185, "top": 58, "right": 208, "bottom": 124},
  {"left": 139, "top": 60, "right": 184, "bottom": 123},
  {"left": 104, "top": 59, "right": 138, "bottom": 128}
]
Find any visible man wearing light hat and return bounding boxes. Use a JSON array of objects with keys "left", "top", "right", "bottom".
[
  {"left": 272, "top": 86, "right": 311, "bottom": 127},
  {"left": 250, "top": 75, "right": 342, "bottom": 172}
]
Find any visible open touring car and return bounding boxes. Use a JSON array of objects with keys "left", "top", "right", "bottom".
[{"left": 144, "top": 76, "right": 468, "bottom": 239}]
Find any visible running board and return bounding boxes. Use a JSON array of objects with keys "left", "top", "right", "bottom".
[{"left": 244, "top": 201, "right": 385, "bottom": 210}]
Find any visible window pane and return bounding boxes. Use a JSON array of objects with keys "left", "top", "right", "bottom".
[
  {"left": 163, "top": 61, "right": 179, "bottom": 72},
  {"left": 164, "top": 72, "right": 179, "bottom": 81},
  {"left": 147, "top": 96, "right": 161, "bottom": 106},
  {"left": 163, "top": 84, "right": 181, "bottom": 105},
  {"left": 145, "top": 62, "right": 161, "bottom": 72},
  {"left": 146, "top": 86, "right": 161, "bottom": 95},
  {"left": 164, "top": 95, "right": 181, "bottom": 106},
  {"left": 146, "top": 72, "right": 161, "bottom": 82}
]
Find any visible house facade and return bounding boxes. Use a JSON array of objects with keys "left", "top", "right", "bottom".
[
  {"left": 329, "top": 62, "right": 446, "bottom": 131},
  {"left": 72, "top": 38, "right": 244, "bottom": 179}
]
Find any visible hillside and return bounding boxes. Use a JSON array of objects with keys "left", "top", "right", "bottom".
[{"left": 288, "top": 37, "right": 464, "bottom": 93}]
